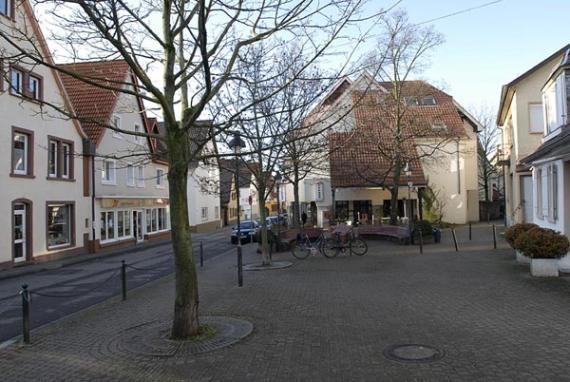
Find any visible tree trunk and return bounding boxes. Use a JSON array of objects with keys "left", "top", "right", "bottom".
[
  {"left": 292, "top": 168, "right": 301, "bottom": 228},
  {"left": 389, "top": 186, "right": 400, "bottom": 226},
  {"left": 167, "top": 130, "right": 200, "bottom": 339},
  {"left": 257, "top": 187, "right": 271, "bottom": 265}
]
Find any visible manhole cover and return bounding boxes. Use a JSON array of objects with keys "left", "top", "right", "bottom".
[{"left": 383, "top": 344, "right": 444, "bottom": 364}]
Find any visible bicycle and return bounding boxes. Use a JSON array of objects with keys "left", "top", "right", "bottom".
[
  {"left": 291, "top": 229, "right": 337, "bottom": 259},
  {"left": 323, "top": 226, "right": 368, "bottom": 257}
]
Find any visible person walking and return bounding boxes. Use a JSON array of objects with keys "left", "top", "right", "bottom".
[{"left": 301, "top": 211, "right": 307, "bottom": 228}]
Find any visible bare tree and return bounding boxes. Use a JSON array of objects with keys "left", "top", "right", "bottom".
[
  {"left": 1, "top": 0, "right": 376, "bottom": 339},
  {"left": 338, "top": 10, "right": 448, "bottom": 225},
  {"left": 474, "top": 106, "right": 500, "bottom": 202}
]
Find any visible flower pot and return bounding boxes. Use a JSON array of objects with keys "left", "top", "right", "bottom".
[
  {"left": 530, "top": 258, "right": 559, "bottom": 277},
  {"left": 515, "top": 250, "right": 530, "bottom": 264}
]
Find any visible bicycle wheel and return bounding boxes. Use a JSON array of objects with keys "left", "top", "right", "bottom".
[
  {"left": 291, "top": 238, "right": 311, "bottom": 259},
  {"left": 350, "top": 237, "right": 368, "bottom": 256},
  {"left": 321, "top": 237, "right": 339, "bottom": 258}
]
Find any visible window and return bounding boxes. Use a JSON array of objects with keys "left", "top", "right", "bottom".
[
  {"left": 0, "top": 0, "right": 11, "bottom": 17},
  {"left": 214, "top": 206, "right": 220, "bottom": 219},
  {"left": 529, "top": 104, "right": 544, "bottom": 133},
  {"left": 10, "top": 68, "right": 23, "bottom": 95},
  {"left": 101, "top": 160, "right": 116, "bottom": 184},
  {"left": 48, "top": 140, "right": 58, "bottom": 177},
  {"left": 315, "top": 182, "right": 324, "bottom": 202},
  {"left": 100, "top": 211, "right": 115, "bottom": 241},
  {"left": 136, "top": 165, "right": 145, "bottom": 187},
  {"left": 404, "top": 96, "right": 419, "bottom": 106},
  {"left": 126, "top": 165, "right": 135, "bottom": 186},
  {"left": 117, "top": 210, "right": 131, "bottom": 238},
  {"left": 201, "top": 207, "right": 208, "bottom": 220},
  {"left": 146, "top": 207, "right": 168, "bottom": 233},
  {"left": 431, "top": 122, "right": 448, "bottom": 133},
  {"left": 47, "top": 203, "right": 73, "bottom": 248},
  {"left": 156, "top": 169, "right": 164, "bottom": 187},
  {"left": 536, "top": 168, "right": 544, "bottom": 219},
  {"left": 12, "top": 130, "right": 32, "bottom": 176},
  {"left": 134, "top": 124, "right": 142, "bottom": 143},
  {"left": 547, "top": 164, "right": 558, "bottom": 222},
  {"left": 28, "top": 75, "right": 41, "bottom": 101},
  {"left": 420, "top": 96, "right": 437, "bottom": 106},
  {"left": 112, "top": 115, "right": 122, "bottom": 138},
  {"left": 47, "top": 137, "right": 74, "bottom": 180}
]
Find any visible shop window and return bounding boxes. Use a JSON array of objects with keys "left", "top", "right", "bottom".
[{"left": 47, "top": 203, "right": 74, "bottom": 248}]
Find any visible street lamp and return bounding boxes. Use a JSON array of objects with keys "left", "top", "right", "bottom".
[
  {"left": 404, "top": 162, "right": 413, "bottom": 239},
  {"left": 274, "top": 171, "right": 282, "bottom": 252},
  {"left": 229, "top": 132, "right": 246, "bottom": 287}
]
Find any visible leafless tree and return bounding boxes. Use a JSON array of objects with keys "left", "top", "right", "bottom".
[
  {"left": 1, "top": 0, "right": 386, "bottom": 339},
  {"left": 473, "top": 105, "right": 500, "bottom": 202}
]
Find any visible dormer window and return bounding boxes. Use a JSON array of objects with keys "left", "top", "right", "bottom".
[
  {"left": 405, "top": 95, "right": 437, "bottom": 106},
  {"left": 404, "top": 96, "right": 419, "bottom": 106},
  {"left": 421, "top": 95, "right": 437, "bottom": 106},
  {"left": 431, "top": 121, "right": 448, "bottom": 133}
]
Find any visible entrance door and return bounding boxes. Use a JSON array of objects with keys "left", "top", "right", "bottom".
[
  {"left": 521, "top": 176, "right": 533, "bottom": 223},
  {"left": 13, "top": 204, "right": 26, "bottom": 263},
  {"left": 133, "top": 210, "right": 144, "bottom": 242}
]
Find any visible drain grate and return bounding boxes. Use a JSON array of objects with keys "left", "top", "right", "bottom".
[{"left": 383, "top": 344, "right": 444, "bottom": 364}]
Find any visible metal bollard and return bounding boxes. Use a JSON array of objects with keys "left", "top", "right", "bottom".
[
  {"left": 419, "top": 232, "right": 424, "bottom": 254},
  {"left": 451, "top": 228, "right": 459, "bottom": 252},
  {"left": 21, "top": 284, "right": 30, "bottom": 344},
  {"left": 237, "top": 246, "right": 243, "bottom": 287},
  {"left": 200, "top": 241, "right": 204, "bottom": 268},
  {"left": 469, "top": 223, "right": 472, "bottom": 241},
  {"left": 493, "top": 224, "right": 497, "bottom": 249},
  {"left": 121, "top": 260, "right": 127, "bottom": 301}
]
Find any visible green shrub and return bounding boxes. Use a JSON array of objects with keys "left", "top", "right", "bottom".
[
  {"left": 413, "top": 220, "right": 433, "bottom": 238},
  {"left": 514, "top": 227, "right": 570, "bottom": 259},
  {"left": 504, "top": 223, "right": 538, "bottom": 249}
]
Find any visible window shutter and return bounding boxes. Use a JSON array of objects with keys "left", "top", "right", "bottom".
[{"left": 552, "top": 164, "right": 558, "bottom": 221}]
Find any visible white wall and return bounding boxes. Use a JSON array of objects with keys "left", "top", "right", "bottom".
[{"left": 187, "top": 157, "right": 221, "bottom": 228}]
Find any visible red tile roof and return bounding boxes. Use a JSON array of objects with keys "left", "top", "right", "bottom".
[
  {"left": 58, "top": 60, "right": 131, "bottom": 144},
  {"left": 328, "top": 80, "right": 468, "bottom": 188}
]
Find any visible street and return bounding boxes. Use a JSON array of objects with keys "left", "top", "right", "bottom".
[{"left": 0, "top": 228, "right": 239, "bottom": 344}]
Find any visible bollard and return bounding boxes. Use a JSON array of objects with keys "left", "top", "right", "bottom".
[
  {"left": 419, "top": 232, "right": 424, "bottom": 254},
  {"left": 121, "top": 260, "right": 127, "bottom": 301},
  {"left": 237, "top": 246, "right": 243, "bottom": 287},
  {"left": 200, "top": 241, "right": 204, "bottom": 268},
  {"left": 469, "top": 223, "right": 472, "bottom": 241},
  {"left": 21, "top": 284, "right": 30, "bottom": 344},
  {"left": 451, "top": 228, "right": 459, "bottom": 252},
  {"left": 493, "top": 224, "right": 497, "bottom": 249}
]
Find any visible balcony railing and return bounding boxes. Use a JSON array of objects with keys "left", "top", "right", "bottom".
[{"left": 496, "top": 145, "right": 511, "bottom": 166}]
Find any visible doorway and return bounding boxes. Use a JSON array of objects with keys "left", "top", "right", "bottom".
[
  {"left": 13, "top": 203, "right": 28, "bottom": 263},
  {"left": 133, "top": 210, "right": 144, "bottom": 242},
  {"left": 521, "top": 175, "right": 533, "bottom": 223}
]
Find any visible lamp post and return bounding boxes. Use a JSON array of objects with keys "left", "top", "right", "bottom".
[
  {"left": 274, "top": 171, "right": 282, "bottom": 252},
  {"left": 229, "top": 132, "right": 246, "bottom": 287},
  {"left": 404, "top": 162, "right": 413, "bottom": 239}
]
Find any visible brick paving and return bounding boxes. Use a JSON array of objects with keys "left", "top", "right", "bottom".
[{"left": 2, "top": 225, "right": 570, "bottom": 381}]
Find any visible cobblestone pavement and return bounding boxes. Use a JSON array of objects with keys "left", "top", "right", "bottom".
[{"left": 2, "top": 225, "right": 570, "bottom": 381}]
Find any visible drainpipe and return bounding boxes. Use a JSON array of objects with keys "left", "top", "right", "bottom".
[{"left": 84, "top": 139, "right": 96, "bottom": 252}]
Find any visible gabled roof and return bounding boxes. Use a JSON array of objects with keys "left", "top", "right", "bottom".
[
  {"left": 218, "top": 159, "right": 256, "bottom": 205},
  {"left": 13, "top": 0, "right": 86, "bottom": 139},
  {"left": 58, "top": 60, "right": 131, "bottom": 145},
  {"left": 522, "top": 125, "right": 570, "bottom": 164},
  {"left": 156, "top": 121, "right": 212, "bottom": 168},
  {"left": 497, "top": 44, "right": 570, "bottom": 126},
  {"left": 326, "top": 79, "right": 472, "bottom": 189}
]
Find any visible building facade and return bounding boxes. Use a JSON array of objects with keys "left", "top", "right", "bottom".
[
  {"left": 0, "top": 0, "right": 90, "bottom": 269},
  {"left": 497, "top": 45, "right": 569, "bottom": 226}
]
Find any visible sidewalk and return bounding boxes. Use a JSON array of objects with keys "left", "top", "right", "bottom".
[{"left": 2, "top": 233, "right": 570, "bottom": 381}]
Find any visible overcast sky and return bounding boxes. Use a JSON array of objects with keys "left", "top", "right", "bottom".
[{"left": 389, "top": 0, "right": 569, "bottom": 114}]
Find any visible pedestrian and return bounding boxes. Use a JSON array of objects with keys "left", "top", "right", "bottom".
[{"left": 301, "top": 211, "right": 307, "bottom": 227}]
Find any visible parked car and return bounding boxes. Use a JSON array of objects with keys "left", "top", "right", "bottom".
[
  {"left": 231, "top": 220, "right": 260, "bottom": 244},
  {"left": 265, "top": 216, "right": 280, "bottom": 230}
]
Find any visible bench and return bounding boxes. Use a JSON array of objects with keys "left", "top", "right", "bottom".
[{"left": 356, "top": 224, "right": 410, "bottom": 245}]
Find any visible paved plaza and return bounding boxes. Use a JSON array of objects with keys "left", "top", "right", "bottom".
[{"left": 2, "top": 226, "right": 570, "bottom": 381}]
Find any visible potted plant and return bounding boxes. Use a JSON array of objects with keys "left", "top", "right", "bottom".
[
  {"left": 412, "top": 220, "right": 434, "bottom": 244},
  {"left": 514, "top": 227, "right": 570, "bottom": 277},
  {"left": 504, "top": 223, "right": 538, "bottom": 264}
]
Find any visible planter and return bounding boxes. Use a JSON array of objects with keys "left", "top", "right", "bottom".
[
  {"left": 530, "top": 258, "right": 559, "bottom": 277},
  {"left": 515, "top": 250, "right": 530, "bottom": 265}
]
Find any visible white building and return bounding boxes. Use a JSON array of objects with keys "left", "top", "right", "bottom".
[
  {"left": 522, "top": 48, "right": 570, "bottom": 271},
  {"left": 60, "top": 60, "right": 171, "bottom": 251},
  {"left": 0, "top": 0, "right": 90, "bottom": 269}
]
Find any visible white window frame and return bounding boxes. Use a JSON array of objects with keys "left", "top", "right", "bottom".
[
  {"left": 201, "top": 207, "right": 208, "bottom": 220},
  {"left": 112, "top": 115, "right": 122, "bottom": 139},
  {"left": 13, "top": 133, "right": 28, "bottom": 175},
  {"left": 117, "top": 210, "right": 131, "bottom": 238},
  {"left": 547, "top": 164, "right": 558, "bottom": 223},
  {"left": 315, "top": 182, "right": 324, "bottom": 202},
  {"left": 420, "top": 95, "right": 437, "bottom": 106},
  {"left": 48, "top": 140, "right": 58, "bottom": 178},
  {"left": 28, "top": 75, "right": 41, "bottom": 100},
  {"left": 528, "top": 103, "right": 544, "bottom": 134},
  {"left": 126, "top": 164, "right": 135, "bottom": 187},
  {"left": 100, "top": 210, "right": 115, "bottom": 242},
  {"left": 61, "top": 142, "right": 71, "bottom": 179},
  {"left": 0, "top": 0, "right": 11, "bottom": 17},
  {"left": 101, "top": 159, "right": 117, "bottom": 185},
  {"left": 136, "top": 165, "right": 145, "bottom": 187},
  {"left": 536, "top": 168, "right": 544, "bottom": 220},
  {"left": 10, "top": 68, "right": 23, "bottom": 95}
]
